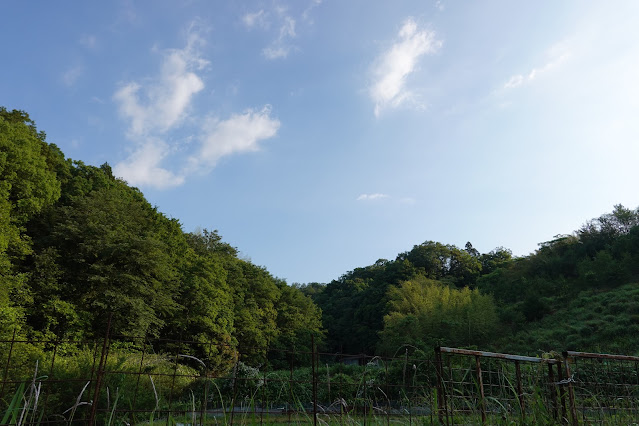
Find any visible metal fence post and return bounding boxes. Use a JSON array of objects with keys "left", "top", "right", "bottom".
[
  {"left": 475, "top": 355, "right": 486, "bottom": 424},
  {"left": 434, "top": 347, "right": 447, "bottom": 425},
  {"left": 384, "top": 358, "right": 390, "bottom": 426},
  {"left": 40, "top": 338, "right": 60, "bottom": 417},
  {"left": 166, "top": 348, "right": 181, "bottom": 425},
  {"left": 403, "top": 348, "right": 408, "bottom": 391},
  {"left": 0, "top": 327, "right": 17, "bottom": 400},
  {"left": 288, "top": 345, "right": 295, "bottom": 424},
  {"left": 562, "top": 352, "right": 578, "bottom": 426},
  {"left": 547, "top": 362, "right": 558, "bottom": 420},
  {"left": 131, "top": 336, "right": 148, "bottom": 419},
  {"left": 515, "top": 360, "right": 525, "bottom": 420},
  {"left": 230, "top": 349, "right": 238, "bottom": 426},
  {"left": 557, "top": 361, "right": 568, "bottom": 423},
  {"left": 89, "top": 313, "right": 112, "bottom": 424},
  {"left": 311, "top": 334, "right": 318, "bottom": 426}
]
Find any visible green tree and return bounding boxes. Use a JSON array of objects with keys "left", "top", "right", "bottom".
[
  {"left": 269, "top": 282, "right": 324, "bottom": 367},
  {"left": 397, "top": 241, "right": 482, "bottom": 287},
  {"left": 45, "top": 184, "right": 180, "bottom": 338},
  {"left": 310, "top": 257, "right": 418, "bottom": 354},
  {"left": 378, "top": 276, "right": 498, "bottom": 354},
  {"left": 166, "top": 248, "right": 235, "bottom": 371},
  {"left": 0, "top": 108, "right": 63, "bottom": 341},
  {"left": 228, "top": 260, "right": 281, "bottom": 363},
  {"left": 479, "top": 247, "right": 512, "bottom": 275}
]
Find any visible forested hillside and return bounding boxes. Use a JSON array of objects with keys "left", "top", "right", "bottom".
[
  {"left": 0, "top": 108, "right": 323, "bottom": 367},
  {"left": 2, "top": 107, "right": 639, "bottom": 364},
  {"left": 303, "top": 204, "right": 639, "bottom": 356}
]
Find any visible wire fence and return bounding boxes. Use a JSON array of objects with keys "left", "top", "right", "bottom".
[
  {"left": 435, "top": 347, "right": 562, "bottom": 424},
  {"left": 434, "top": 347, "right": 639, "bottom": 425},
  {"left": 1, "top": 324, "right": 639, "bottom": 425},
  {"left": 562, "top": 350, "right": 639, "bottom": 424},
  {"left": 0, "top": 322, "right": 438, "bottom": 425}
]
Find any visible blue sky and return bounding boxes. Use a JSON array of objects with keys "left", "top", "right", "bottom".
[{"left": 3, "top": 1, "right": 639, "bottom": 284}]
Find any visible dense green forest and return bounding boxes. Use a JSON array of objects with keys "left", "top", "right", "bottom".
[
  {"left": 0, "top": 107, "right": 323, "bottom": 369},
  {"left": 303, "top": 204, "right": 639, "bottom": 356},
  {"left": 2, "top": 106, "right": 639, "bottom": 366}
]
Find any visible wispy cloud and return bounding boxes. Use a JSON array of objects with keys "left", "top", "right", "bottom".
[
  {"left": 262, "top": 46, "right": 290, "bottom": 60},
  {"left": 262, "top": 15, "right": 296, "bottom": 59},
  {"left": 62, "top": 65, "right": 84, "bottom": 87},
  {"left": 399, "top": 197, "right": 417, "bottom": 205},
  {"left": 114, "top": 30, "right": 208, "bottom": 136},
  {"left": 243, "top": 1, "right": 319, "bottom": 60},
  {"left": 117, "top": 0, "right": 137, "bottom": 25},
  {"left": 503, "top": 42, "right": 570, "bottom": 90},
  {"left": 356, "top": 193, "right": 418, "bottom": 205},
  {"left": 112, "top": 29, "right": 206, "bottom": 188},
  {"left": 79, "top": 34, "right": 97, "bottom": 49},
  {"left": 113, "top": 139, "right": 185, "bottom": 189},
  {"left": 370, "top": 18, "right": 441, "bottom": 117},
  {"left": 191, "top": 106, "right": 280, "bottom": 170},
  {"left": 302, "top": 0, "right": 322, "bottom": 22},
  {"left": 242, "top": 10, "right": 268, "bottom": 29},
  {"left": 113, "top": 24, "right": 280, "bottom": 189},
  {"left": 357, "top": 193, "right": 389, "bottom": 201}
]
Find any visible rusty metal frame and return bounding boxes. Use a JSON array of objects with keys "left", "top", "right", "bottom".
[
  {"left": 564, "top": 350, "right": 639, "bottom": 362},
  {"left": 436, "top": 346, "right": 562, "bottom": 424},
  {"left": 438, "top": 346, "right": 559, "bottom": 364},
  {"left": 562, "top": 349, "right": 639, "bottom": 425}
]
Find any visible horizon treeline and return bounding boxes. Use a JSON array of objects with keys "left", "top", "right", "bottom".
[
  {"left": 2, "top": 107, "right": 639, "bottom": 366},
  {"left": 302, "top": 204, "right": 639, "bottom": 356}
]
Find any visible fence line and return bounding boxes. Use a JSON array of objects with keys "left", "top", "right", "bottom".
[
  {"left": 1, "top": 327, "right": 639, "bottom": 424},
  {"left": 435, "top": 346, "right": 639, "bottom": 425},
  {"left": 562, "top": 350, "right": 639, "bottom": 425}
]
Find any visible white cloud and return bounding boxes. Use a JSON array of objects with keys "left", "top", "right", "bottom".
[
  {"left": 118, "top": 0, "right": 137, "bottom": 25},
  {"left": 262, "top": 16, "right": 297, "bottom": 60},
  {"left": 113, "top": 25, "right": 281, "bottom": 189},
  {"left": 262, "top": 46, "right": 291, "bottom": 60},
  {"left": 112, "top": 27, "right": 208, "bottom": 188},
  {"left": 370, "top": 18, "right": 441, "bottom": 117},
  {"left": 504, "top": 74, "right": 525, "bottom": 89},
  {"left": 357, "top": 193, "right": 389, "bottom": 201},
  {"left": 242, "top": 10, "right": 268, "bottom": 29},
  {"left": 62, "top": 65, "right": 84, "bottom": 87},
  {"left": 113, "top": 139, "right": 185, "bottom": 189},
  {"left": 503, "top": 43, "right": 570, "bottom": 90},
  {"left": 244, "top": 2, "right": 319, "bottom": 60},
  {"left": 192, "top": 106, "right": 280, "bottom": 169},
  {"left": 113, "top": 33, "right": 208, "bottom": 136},
  {"left": 399, "top": 197, "right": 417, "bottom": 205},
  {"left": 79, "top": 34, "right": 97, "bottom": 49},
  {"left": 279, "top": 16, "right": 297, "bottom": 38},
  {"left": 302, "top": 0, "right": 322, "bottom": 21}
]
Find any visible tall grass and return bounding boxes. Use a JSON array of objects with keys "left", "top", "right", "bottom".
[
  {"left": 2, "top": 343, "right": 639, "bottom": 424},
  {"left": 1, "top": 361, "right": 46, "bottom": 426}
]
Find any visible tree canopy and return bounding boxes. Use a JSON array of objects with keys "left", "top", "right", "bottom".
[
  {"left": 0, "top": 107, "right": 324, "bottom": 368},
  {"left": 378, "top": 276, "right": 498, "bottom": 354}
]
